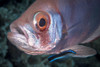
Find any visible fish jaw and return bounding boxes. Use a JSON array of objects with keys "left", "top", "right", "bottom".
[{"left": 7, "top": 12, "right": 63, "bottom": 55}]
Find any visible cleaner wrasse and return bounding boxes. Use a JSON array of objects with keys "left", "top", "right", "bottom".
[{"left": 7, "top": 0, "right": 100, "bottom": 59}]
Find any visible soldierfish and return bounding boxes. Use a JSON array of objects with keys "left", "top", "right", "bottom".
[{"left": 7, "top": 0, "right": 100, "bottom": 61}]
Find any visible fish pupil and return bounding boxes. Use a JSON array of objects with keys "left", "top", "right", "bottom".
[{"left": 39, "top": 18, "right": 46, "bottom": 27}]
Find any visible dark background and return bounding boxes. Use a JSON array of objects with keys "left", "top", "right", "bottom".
[{"left": 0, "top": 0, "right": 100, "bottom": 67}]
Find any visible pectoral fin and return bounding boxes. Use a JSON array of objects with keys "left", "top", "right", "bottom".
[{"left": 61, "top": 45, "right": 97, "bottom": 58}]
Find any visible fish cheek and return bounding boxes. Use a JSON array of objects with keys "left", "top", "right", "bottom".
[{"left": 38, "top": 32, "right": 50, "bottom": 47}]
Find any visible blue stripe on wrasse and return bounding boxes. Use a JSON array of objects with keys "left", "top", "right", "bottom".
[{"left": 48, "top": 50, "right": 76, "bottom": 62}]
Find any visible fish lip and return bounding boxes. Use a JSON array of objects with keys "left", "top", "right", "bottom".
[
  {"left": 18, "top": 26, "right": 28, "bottom": 40},
  {"left": 7, "top": 25, "right": 29, "bottom": 51},
  {"left": 10, "top": 25, "right": 28, "bottom": 40}
]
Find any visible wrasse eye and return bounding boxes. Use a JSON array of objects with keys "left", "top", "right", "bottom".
[{"left": 33, "top": 12, "right": 50, "bottom": 32}]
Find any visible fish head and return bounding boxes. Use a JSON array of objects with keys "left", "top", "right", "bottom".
[{"left": 7, "top": 1, "right": 62, "bottom": 55}]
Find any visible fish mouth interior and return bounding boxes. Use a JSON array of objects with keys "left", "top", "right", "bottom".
[
  {"left": 17, "top": 28, "right": 24, "bottom": 35},
  {"left": 15, "top": 26, "right": 28, "bottom": 39}
]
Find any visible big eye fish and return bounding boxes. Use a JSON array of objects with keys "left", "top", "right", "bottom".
[{"left": 7, "top": 0, "right": 100, "bottom": 61}]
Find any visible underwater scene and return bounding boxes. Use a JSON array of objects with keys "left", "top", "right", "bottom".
[{"left": 0, "top": 0, "right": 100, "bottom": 67}]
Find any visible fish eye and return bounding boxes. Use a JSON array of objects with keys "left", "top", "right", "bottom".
[
  {"left": 37, "top": 18, "right": 47, "bottom": 31},
  {"left": 33, "top": 12, "right": 50, "bottom": 31},
  {"left": 39, "top": 18, "right": 46, "bottom": 27}
]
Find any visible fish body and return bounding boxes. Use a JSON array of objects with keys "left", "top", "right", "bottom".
[{"left": 7, "top": 0, "right": 100, "bottom": 59}]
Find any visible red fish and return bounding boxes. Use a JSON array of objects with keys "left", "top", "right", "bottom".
[{"left": 7, "top": 0, "right": 100, "bottom": 58}]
